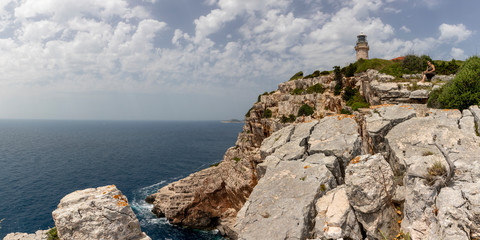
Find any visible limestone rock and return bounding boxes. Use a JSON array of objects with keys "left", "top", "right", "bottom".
[
  {"left": 52, "top": 185, "right": 150, "bottom": 240},
  {"left": 366, "top": 104, "right": 416, "bottom": 152},
  {"left": 235, "top": 161, "right": 337, "bottom": 240},
  {"left": 313, "top": 186, "right": 361, "bottom": 240},
  {"left": 385, "top": 108, "right": 480, "bottom": 239},
  {"left": 345, "top": 154, "right": 399, "bottom": 240},
  {"left": 147, "top": 147, "right": 259, "bottom": 230},
  {"left": 308, "top": 115, "right": 361, "bottom": 167},
  {"left": 3, "top": 230, "right": 48, "bottom": 240}
]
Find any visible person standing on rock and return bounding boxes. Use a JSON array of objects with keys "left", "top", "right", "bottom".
[{"left": 420, "top": 61, "right": 435, "bottom": 83}]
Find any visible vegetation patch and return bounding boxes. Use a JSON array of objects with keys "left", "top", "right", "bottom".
[
  {"left": 257, "top": 91, "right": 270, "bottom": 102},
  {"left": 263, "top": 109, "right": 272, "bottom": 118},
  {"left": 233, "top": 157, "right": 241, "bottom": 163},
  {"left": 422, "top": 151, "right": 434, "bottom": 156},
  {"left": 343, "top": 86, "right": 370, "bottom": 111},
  {"left": 298, "top": 104, "right": 314, "bottom": 116},
  {"left": 281, "top": 114, "right": 296, "bottom": 123},
  {"left": 427, "top": 56, "right": 480, "bottom": 110},
  {"left": 289, "top": 71, "right": 304, "bottom": 81},
  {"left": 291, "top": 88, "right": 304, "bottom": 95},
  {"left": 47, "top": 227, "right": 59, "bottom": 240},
  {"left": 306, "top": 83, "right": 325, "bottom": 94},
  {"left": 304, "top": 70, "right": 321, "bottom": 79},
  {"left": 340, "top": 109, "right": 353, "bottom": 115},
  {"left": 425, "top": 161, "right": 447, "bottom": 186}
]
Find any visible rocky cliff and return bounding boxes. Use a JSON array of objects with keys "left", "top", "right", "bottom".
[
  {"left": 4, "top": 185, "right": 151, "bottom": 240},
  {"left": 146, "top": 70, "right": 480, "bottom": 239}
]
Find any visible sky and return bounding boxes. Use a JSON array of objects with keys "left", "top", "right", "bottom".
[{"left": 0, "top": 0, "right": 478, "bottom": 121}]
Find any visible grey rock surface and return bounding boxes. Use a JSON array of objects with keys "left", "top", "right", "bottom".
[
  {"left": 313, "top": 186, "right": 361, "bottom": 240},
  {"left": 52, "top": 185, "right": 151, "bottom": 240},
  {"left": 235, "top": 161, "right": 337, "bottom": 240},
  {"left": 366, "top": 104, "right": 416, "bottom": 152},
  {"left": 386, "top": 108, "right": 480, "bottom": 239},
  {"left": 3, "top": 230, "right": 48, "bottom": 240},
  {"left": 308, "top": 115, "right": 361, "bottom": 167},
  {"left": 345, "top": 154, "right": 399, "bottom": 240}
]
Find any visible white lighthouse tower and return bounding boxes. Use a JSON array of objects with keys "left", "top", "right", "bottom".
[{"left": 355, "top": 33, "right": 369, "bottom": 60}]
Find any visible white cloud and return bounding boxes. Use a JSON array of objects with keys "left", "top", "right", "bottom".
[
  {"left": 450, "top": 47, "right": 465, "bottom": 60},
  {"left": 439, "top": 23, "right": 472, "bottom": 43},
  {"left": 193, "top": 0, "right": 290, "bottom": 43},
  {"left": 400, "top": 25, "right": 410, "bottom": 33}
]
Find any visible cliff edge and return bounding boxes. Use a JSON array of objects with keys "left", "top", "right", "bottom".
[{"left": 146, "top": 70, "right": 480, "bottom": 239}]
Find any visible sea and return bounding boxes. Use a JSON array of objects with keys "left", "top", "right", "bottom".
[{"left": 0, "top": 120, "right": 244, "bottom": 239}]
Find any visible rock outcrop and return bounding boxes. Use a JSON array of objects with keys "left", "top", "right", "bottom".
[
  {"left": 52, "top": 185, "right": 150, "bottom": 240},
  {"left": 146, "top": 68, "right": 480, "bottom": 240},
  {"left": 3, "top": 230, "right": 48, "bottom": 240}
]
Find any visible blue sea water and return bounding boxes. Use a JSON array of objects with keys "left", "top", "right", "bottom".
[{"left": 0, "top": 120, "right": 243, "bottom": 239}]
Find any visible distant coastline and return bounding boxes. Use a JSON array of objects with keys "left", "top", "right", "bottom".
[{"left": 221, "top": 119, "right": 244, "bottom": 123}]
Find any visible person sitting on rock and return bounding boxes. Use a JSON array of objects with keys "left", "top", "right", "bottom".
[{"left": 420, "top": 61, "right": 435, "bottom": 83}]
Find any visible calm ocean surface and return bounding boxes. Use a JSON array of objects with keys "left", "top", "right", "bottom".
[{"left": 0, "top": 120, "right": 243, "bottom": 239}]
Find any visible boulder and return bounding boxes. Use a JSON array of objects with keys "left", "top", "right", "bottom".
[
  {"left": 366, "top": 104, "right": 416, "bottom": 152},
  {"left": 345, "top": 154, "right": 399, "bottom": 240},
  {"left": 147, "top": 147, "right": 259, "bottom": 230},
  {"left": 3, "top": 230, "right": 49, "bottom": 240},
  {"left": 313, "top": 186, "right": 361, "bottom": 239},
  {"left": 235, "top": 161, "right": 337, "bottom": 240},
  {"left": 52, "top": 185, "right": 150, "bottom": 240},
  {"left": 308, "top": 115, "right": 361, "bottom": 167}
]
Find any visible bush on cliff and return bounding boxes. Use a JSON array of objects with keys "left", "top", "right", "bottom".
[
  {"left": 305, "top": 70, "right": 321, "bottom": 79},
  {"left": 263, "top": 109, "right": 273, "bottom": 118},
  {"left": 298, "top": 104, "right": 314, "bottom": 116},
  {"left": 306, "top": 83, "right": 325, "bottom": 94},
  {"left": 343, "top": 86, "right": 370, "bottom": 111},
  {"left": 281, "top": 114, "right": 296, "bottom": 123},
  {"left": 289, "top": 71, "right": 304, "bottom": 81},
  {"left": 428, "top": 56, "right": 480, "bottom": 110}
]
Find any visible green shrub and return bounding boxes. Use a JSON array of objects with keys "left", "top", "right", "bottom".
[
  {"left": 340, "top": 109, "right": 353, "bottom": 115},
  {"left": 434, "top": 59, "right": 462, "bottom": 75},
  {"left": 343, "top": 86, "right": 357, "bottom": 102},
  {"left": 305, "top": 70, "right": 321, "bottom": 79},
  {"left": 433, "top": 56, "right": 480, "bottom": 110},
  {"left": 350, "top": 101, "right": 370, "bottom": 111},
  {"left": 263, "top": 109, "right": 272, "bottom": 118},
  {"left": 320, "top": 70, "right": 330, "bottom": 75},
  {"left": 291, "top": 88, "right": 304, "bottom": 95},
  {"left": 334, "top": 84, "right": 342, "bottom": 96},
  {"left": 402, "top": 54, "right": 432, "bottom": 73},
  {"left": 289, "top": 71, "right": 304, "bottom": 81},
  {"left": 233, "top": 157, "right": 241, "bottom": 163},
  {"left": 379, "top": 61, "right": 404, "bottom": 78},
  {"left": 298, "top": 104, "right": 314, "bottom": 116},
  {"left": 427, "top": 88, "right": 442, "bottom": 108},
  {"left": 288, "top": 114, "right": 296, "bottom": 122},
  {"left": 306, "top": 83, "right": 325, "bottom": 94},
  {"left": 47, "top": 227, "right": 59, "bottom": 240},
  {"left": 342, "top": 63, "right": 357, "bottom": 77},
  {"left": 343, "top": 86, "right": 369, "bottom": 110},
  {"left": 280, "top": 114, "right": 297, "bottom": 123}
]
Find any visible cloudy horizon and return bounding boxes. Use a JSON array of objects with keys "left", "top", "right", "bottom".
[{"left": 0, "top": 0, "right": 477, "bottom": 121}]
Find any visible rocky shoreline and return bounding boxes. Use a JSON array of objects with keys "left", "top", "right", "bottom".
[
  {"left": 5, "top": 70, "right": 480, "bottom": 240},
  {"left": 146, "top": 71, "right": 480, "bottom": 239}
]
